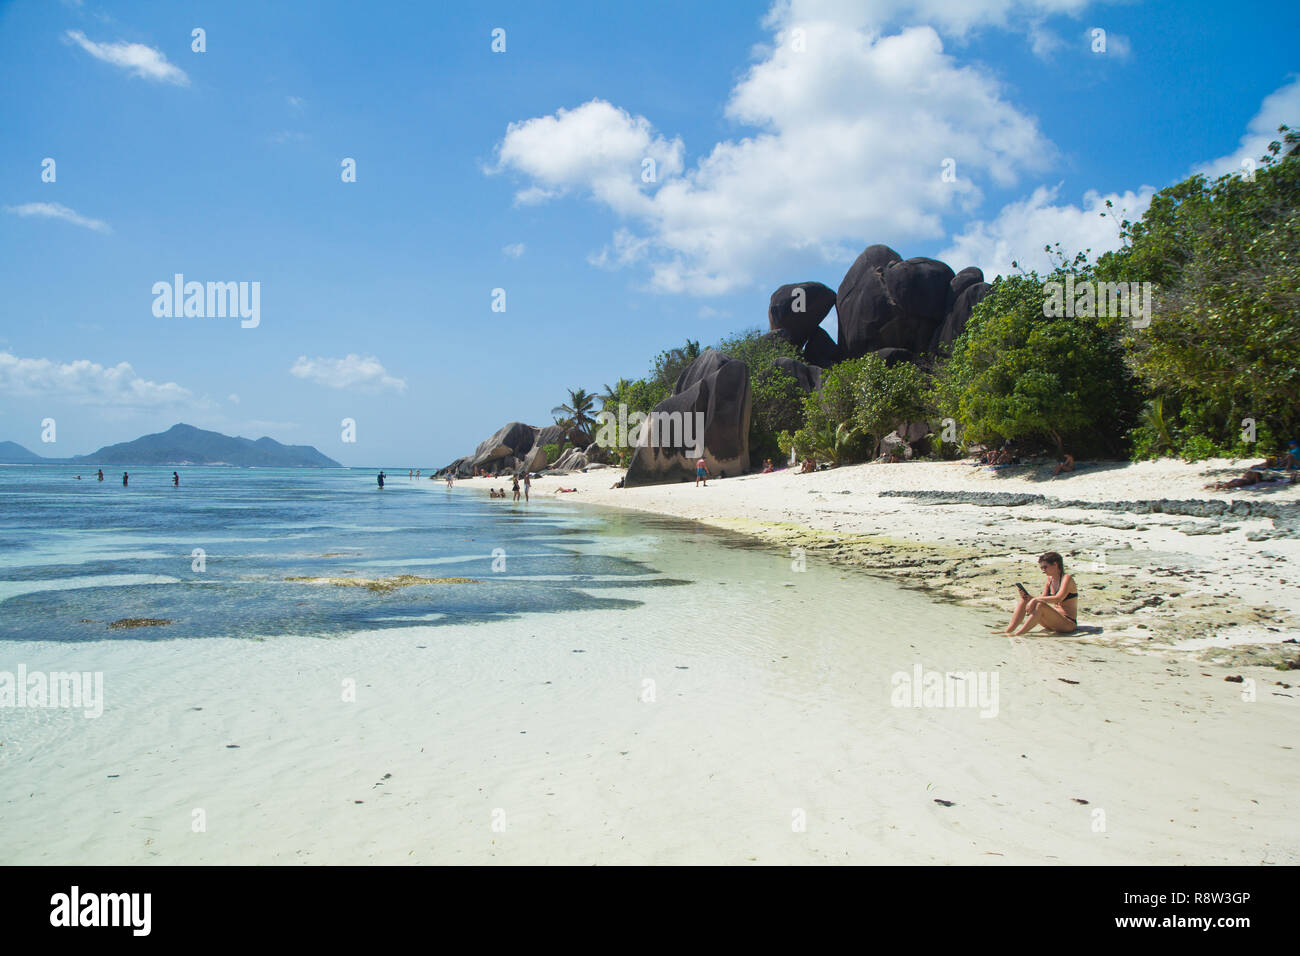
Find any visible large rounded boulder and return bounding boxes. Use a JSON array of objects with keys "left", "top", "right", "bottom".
[
  {"left": 801, "top": 325, "right": 843, "bottom": 368},
  {"left": 836, "top": 244, "right": 904, "bottom": 360},
  {"left": 625, "top": 349, "right": 752, "bottom": 487},
  {"left": 930, "top": 280, "right": 992, "bottom": 353},
  {"left": 768, "top": 281, "right": 837, "bottom": 348},
  {"left": 881, "top": 257, "right": 955, "bottom": 352},
  {"left": 774, "top": 356, "right": 823, "bottom": 392}
]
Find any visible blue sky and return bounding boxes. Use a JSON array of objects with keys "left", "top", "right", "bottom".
[{"left": 1, "top": 0, "right": 1296, "bottom": 466}]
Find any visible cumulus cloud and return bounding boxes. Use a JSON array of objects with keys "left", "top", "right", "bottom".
[
  {"left": 0, "top": 351, "right": 197, "bottom": 407},
  {"left": 290, "top": 354, "right": 406, "bottom": 392},
  {"left": 502, "top": 242, "right": 526, "bottom": 258},
  {"left": 491, "top": 100, "right": 685, "bottom": 214},
  {"left": 1193, "top": 75, "right": 1300, "bottom": 179},
  {"left": 5, "top": 202, "right": 111, "bottom": 233},
  {"left": 65, "top": 30, "right": 189, "bottom": 85},
  {"left": 493, "top": 7, "right": 1053, "bottom": 294},
  {"left": 940, "top": 183, "right": 1155, "bottom": 279},
  {"left": 764, "top": 0, "right": 1101, "bottom": 39}
]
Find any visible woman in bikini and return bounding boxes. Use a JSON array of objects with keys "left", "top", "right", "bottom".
[{"left": 1004, "top": 551, "right": 1077, "bottom": 635}]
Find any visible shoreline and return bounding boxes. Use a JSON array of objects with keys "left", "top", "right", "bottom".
[{"left": 451, "top": 457, "right": 1300, "bottom": 669}]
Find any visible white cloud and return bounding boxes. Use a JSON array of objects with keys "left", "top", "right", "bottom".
[
  {"left": 502, "top": 242, "right": 526, "bottom": 258},
  {"left": 65, "top": 30, "right": 189, "bottom": 85},
  {"left": 287, "top": 95, "right": 304, "bottom": 109},
  {"left": 493, "top": 8, "right": 1052, "bottom": 294},
  {"left": 1193, "top": 75, "right": 1300, "bottom": 179},
  {"left": 941, "top": 183, "right": 1155, "bottom": 279},
  {"left": 945, "top": 74, "right": 1300, "bottom": 280},
  {"left": 765, "top": 0, "right": 1099, "bottom": 39},
  {"left": 0, "top": 351, "right": 197, "bottom": 408},
  {"left": 290, "top": 354, "right": 406, "bottom": 392},
  {"left": 5, "top": 202, "right": 111, "bottom": 234},
  {"left": 228, "top": 393, "right": 240, "bottom": 404},
  {"left": 492, "top": 100, "right": 686, "bottom": 214}
]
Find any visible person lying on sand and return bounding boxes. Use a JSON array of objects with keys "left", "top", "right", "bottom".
[
  {"left": 1205, "top": 470, "right": 1298, "bottom": 490},
  {"left": 1005, "top": 551, "right": 1077, "bottom": 635},
  {"left": 557, "top": 487, "right": 578, "bottom": 493}
]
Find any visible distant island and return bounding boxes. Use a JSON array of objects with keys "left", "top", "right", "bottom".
[{"left": 0, "top": 423, "right": 341, "bottom": 467}]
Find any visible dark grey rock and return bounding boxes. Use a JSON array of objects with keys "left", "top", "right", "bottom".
[
  {"left": 774, "top": 356, "right": 823, "bottom": 392},
  {"left": 802, "top": 325, "right": 843, "bottom": 367},
  {"left": 625, "top": 349, "right": 752, "bottom": 487},
  {"left": 769, "top": 281, "right": 837, "bottom": 347}
]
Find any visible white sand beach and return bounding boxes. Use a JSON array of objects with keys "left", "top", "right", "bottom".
[
  {"left": 516, "top": 456, "right": 1300, "bottom": 665},
  {"left": 3, "top": 459, "right": 1296, "bottom": 866}
]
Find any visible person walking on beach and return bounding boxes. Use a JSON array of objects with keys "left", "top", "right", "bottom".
[
  {"left": 446, "top": 474, "right": 453, "bottom": 489},
  {"left": 695, "top": 456, "right": 709, "bottom": 487},
  {"left": 512, "top": 474, "right": 521, "bottom": 501},
  {"left": 122, "top": 472, "right": 129, "bottom": 487},
  {"left": 523, "top": 473, "right": 531, "bottom": 502},
  {"left": 97, "top": 469, "right": 103, "bottom": 482},
  {"left": 1005, "top": 551, "right": 1077, "bottom": 635}
]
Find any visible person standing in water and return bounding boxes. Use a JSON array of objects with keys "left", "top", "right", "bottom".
[
  {"left": 523, "top": 473, "right": 531, "bottom": 502},
  {"left": 511, "top": 474, "right": 521, "bottom": 501},
  {"left": 377, "top": 471, "right": 386, "bottom": 489},
  {"left": 122, "top": 472, "right": 129, "bottom": 487},
  {"left": 173, "top": 471, "right": 180, "bottom": 487},
  {"left": 97, "top": 469, "right": 104, "bottom": 482}
]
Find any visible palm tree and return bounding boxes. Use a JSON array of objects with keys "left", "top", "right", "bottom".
[
  {"left": 598, "top": 378, "right": 632, "bottom": 410},
  {"left": 552, "top": 388, "right": 598, "bottom": 444}
]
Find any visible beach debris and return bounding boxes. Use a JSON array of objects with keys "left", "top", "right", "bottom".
[
  {"left": 284, "top": 574, "right": 478, "bottom": 592},
  {"left": 933, "top": 799, "right": 955, "bottom": 807},
  {"left": 572, "top": 649, "right": 585, "bottom": 653},
  {"left": 1058, "top": 678, "right": 1079, "bottom": 685},
  {"left": 107, "top": 617, "right": 172, "bottom": 629},
  {"left": 1224, "top": 675, "right": 1245, "bottom": 683},
  {"left": 226, "top": 744, "right": 240, "bottom": 748},
  {"left": 1072, "top": 798, "right": 1090, "bottom": 804}
]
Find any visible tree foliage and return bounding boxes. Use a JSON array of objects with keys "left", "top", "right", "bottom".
[
  {"left": 1097, "top": 125, "right": 1300, "bottom": 457},
  {"left": 933, "top": 272, "right": 1140, "bottom": 455}
]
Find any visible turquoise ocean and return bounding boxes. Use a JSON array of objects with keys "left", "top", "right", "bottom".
[{"left": 0, "top": 466, "right": 688, "bottom": 642}]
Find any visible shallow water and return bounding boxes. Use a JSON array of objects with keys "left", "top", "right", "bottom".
[{"left": 0, "top": 467, "right": 682, "bottom": 641}]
